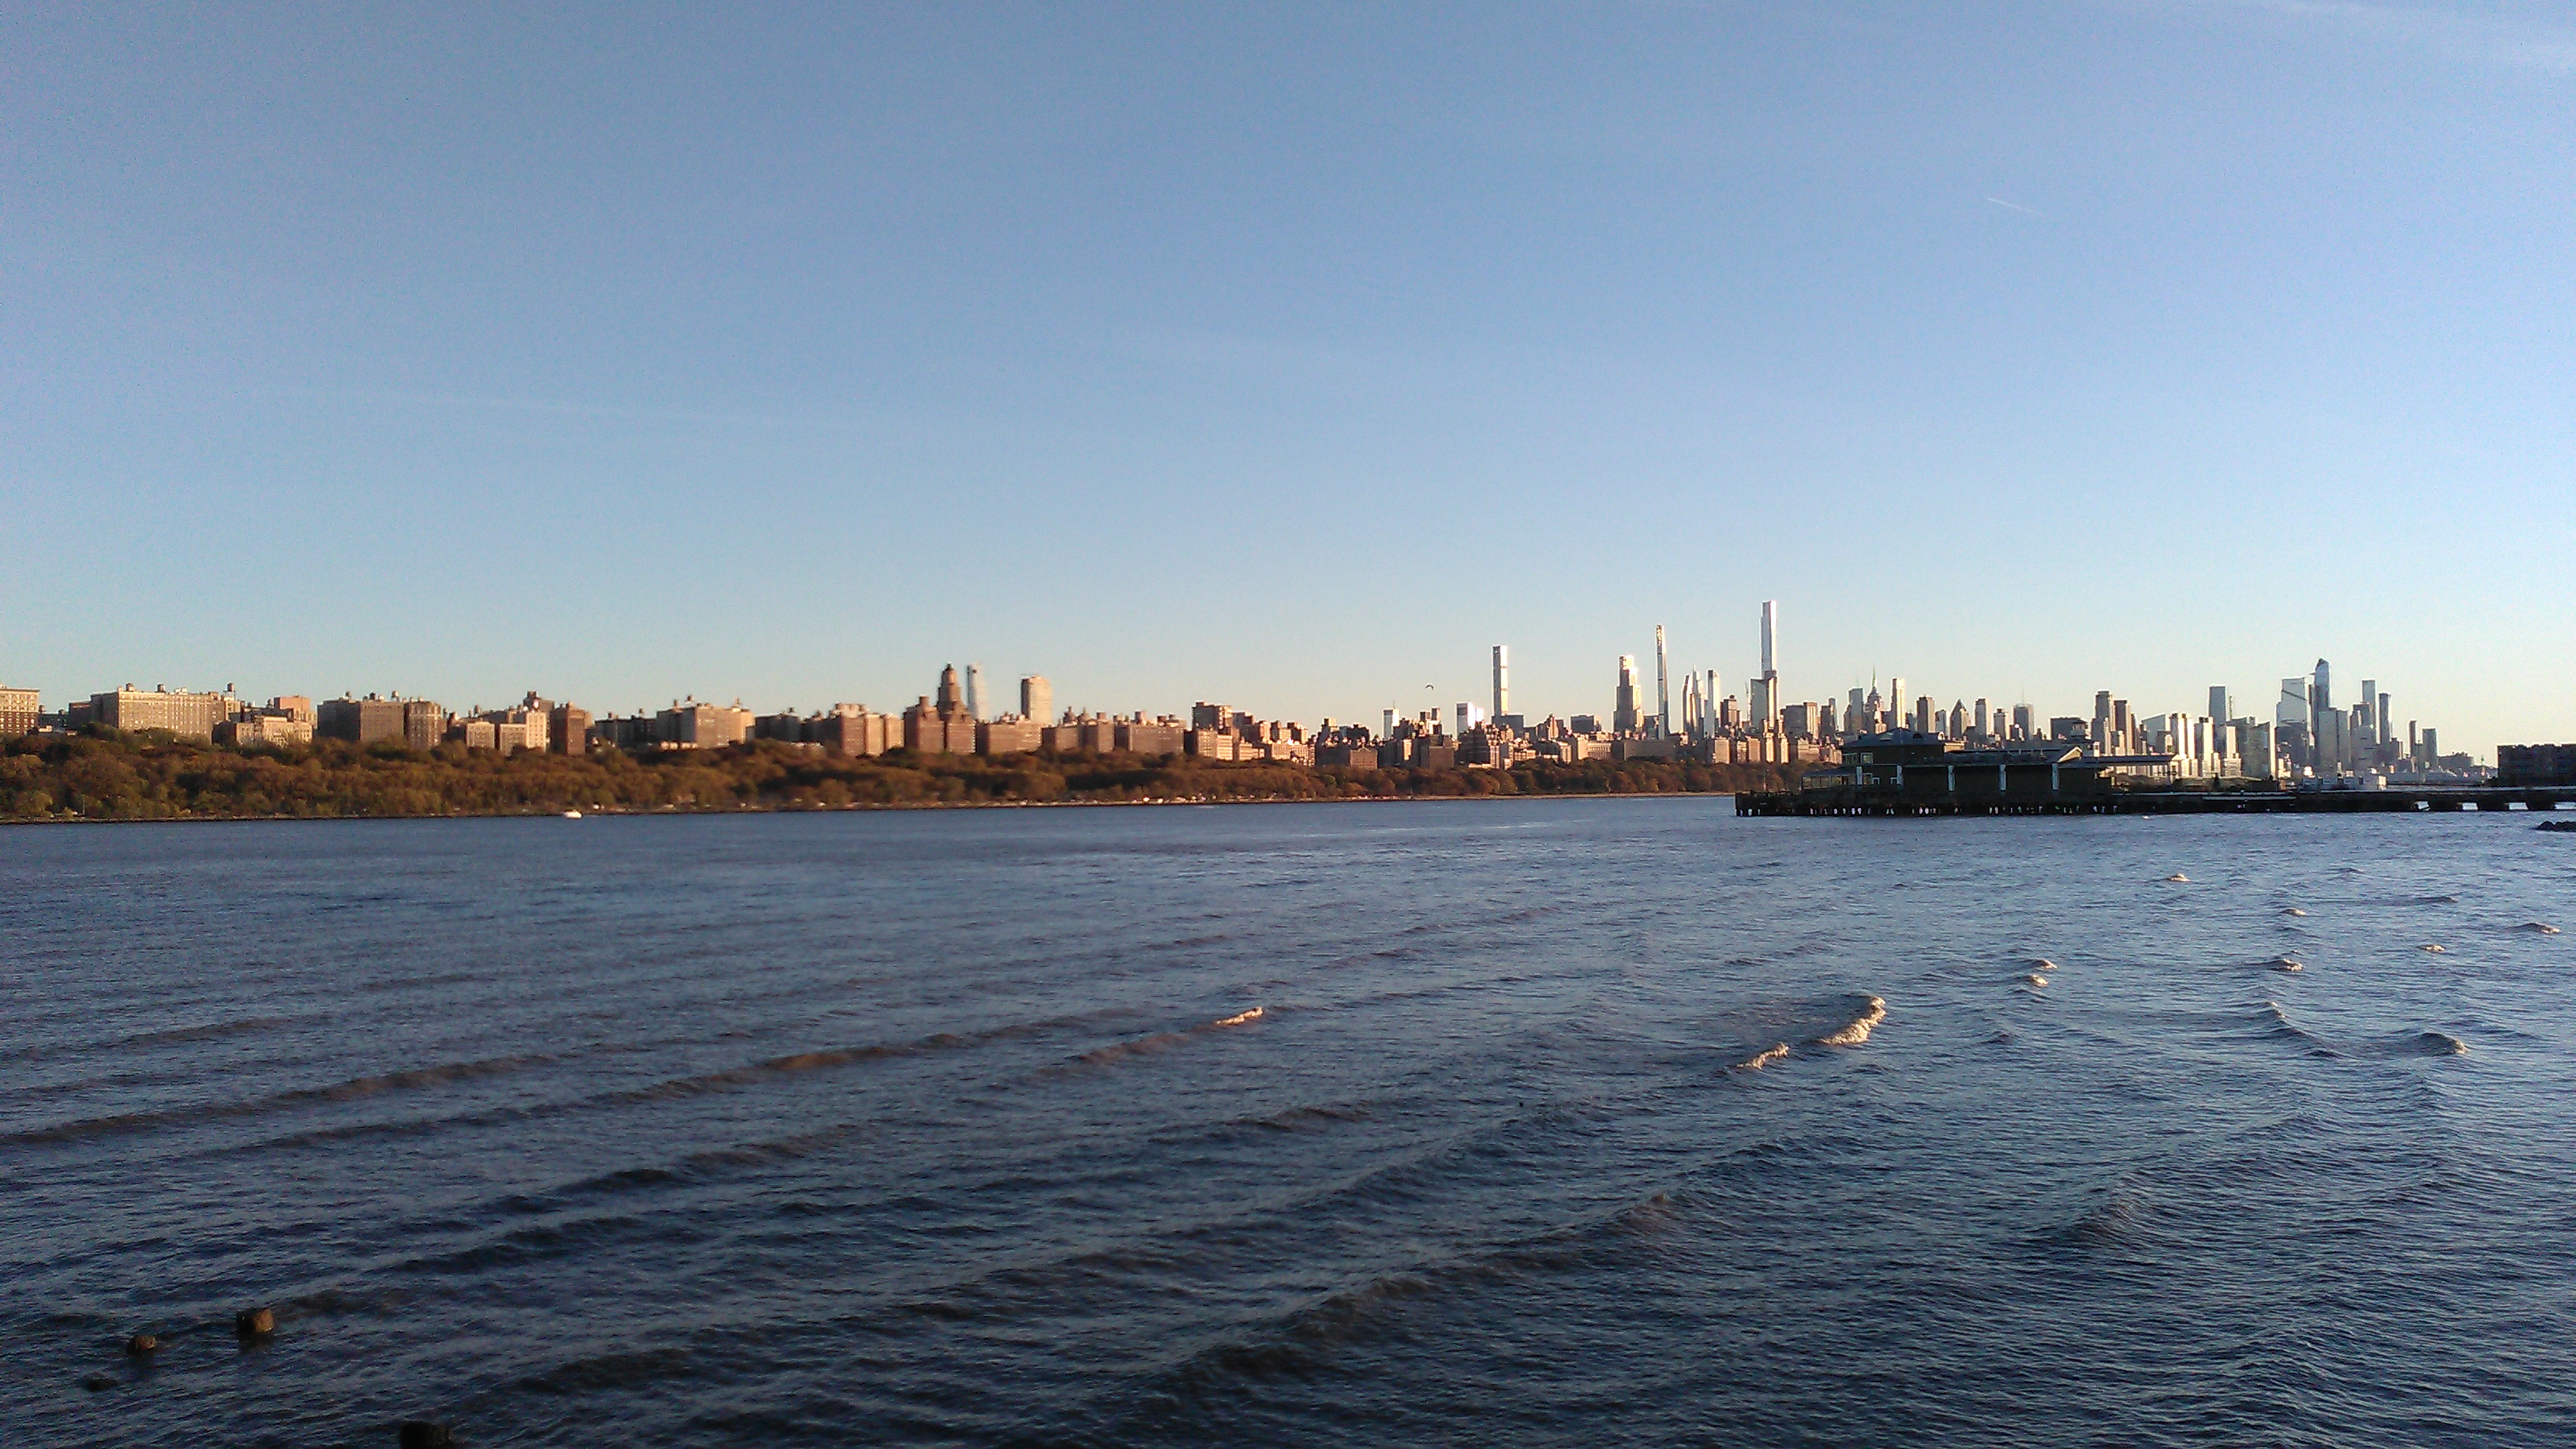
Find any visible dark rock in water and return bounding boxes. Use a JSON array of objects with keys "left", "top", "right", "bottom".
[
  {"left": 2537, "top": 820, "right": 2576, "bottom": 833},
  {"left": 125, "top": 1333, "right": 159, "bottom": 1357},
  {"left": 81, "top": 1372, "right": 118, "bottom": 1392},
  {"left": 398, "top": 1422, "right": 456, "bottom": 1448},
  {"left": 234, "top": 1307, "right": 275, "bottom": 1341}
]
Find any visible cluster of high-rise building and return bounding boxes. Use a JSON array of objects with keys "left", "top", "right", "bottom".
[
  {"left": 1420, "top": 605, "right": 2485, "bottom": 784},
  {"left": 0, "top": 625, "right": 2497, "bottom": 784}
]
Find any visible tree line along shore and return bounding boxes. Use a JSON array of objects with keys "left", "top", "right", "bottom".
[{"left": 1, "top": 731, "right": 1811, "bottom": 822}]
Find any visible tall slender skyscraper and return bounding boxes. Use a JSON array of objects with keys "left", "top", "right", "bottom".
[
  {"left": 1653, "top": 626, "right": 1671, "bottom": 737},
  {"left": 2209, "top": 687, "right": 2233, "bottom": 727},
  {"left": 1492, "top": 645, "right": 1510, "bottom": 723},
  {"left": 1751, "top": 602, "right": 1780, "bottom": 731},
  {"left": 964, "top": 665, "right": 984, "bottom": 721},
  {"left": 2311, "top": 659, "right": 2331, "bottom": 715},
  {"left": 1614, "top": 656, "right": 1640, "bottom": 734},
  {"left": 1020, "top": 675, "right": 1052, "bottom": 725}
]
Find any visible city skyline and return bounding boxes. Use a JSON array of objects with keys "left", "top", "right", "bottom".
[
  {"left": 6, "top": 602, "right": 2500, "bottom": 766},
  {"left": 2, "top": 623, "right": 2520, "bottom": 758},
  {"left": 6, "top": 6, "right": 2571, "bottom": 754}
]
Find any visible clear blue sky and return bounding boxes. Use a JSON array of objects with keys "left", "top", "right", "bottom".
[{"left": 6, "top": 2, "right": 2570, "bottom": 752}]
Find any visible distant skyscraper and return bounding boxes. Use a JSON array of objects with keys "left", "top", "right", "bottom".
[
  {"left": 2312, "top": 658, "right": 2331, "bottom": 715},
  {"left": 964, "top": 665, "right": 984, "bottom": 721},
  {"left": 1614, "top": 656, "right": 1640, "bottom": 734},
  {"left": 1751, "top": 603, "right": 1780, "bottom": 731},
  {"left": 936, "top": 665, "right": 966, "bottom": 716},
  {"left": 1653, "top": 625, "right": 1670, "bottom": 737},
  {"left": 1020, "top": 675, "right": 1052, "bottom": 725},
  {"left": 1492, "top": 646, "right": 1509, "bottom": 723},
  {"left": 2277, "top": 678, "right": 2308, "bottom": 728},
  {"left": 2209, "top": 686, "right": 2233, "bottom": 727}
]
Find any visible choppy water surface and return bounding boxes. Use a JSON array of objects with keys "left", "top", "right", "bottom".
[{"left": 9, "top": 801, "right": 2576, "bottom": 1446}]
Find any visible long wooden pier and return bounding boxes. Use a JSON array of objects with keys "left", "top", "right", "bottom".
[{"left": 1735, "top": 788, "right": 2576, "bottom": 818}]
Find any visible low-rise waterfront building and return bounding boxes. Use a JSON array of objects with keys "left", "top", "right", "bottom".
[
  {"left": 903, "top": 666, "right": 979, "bottom": 754},
  {"left": 979, "top": 717, "right": 1043, "bottom": 755},
  {"left": 453, "top": 704, "right": 548, "bottom": 752},
  {"left": 810, "top": 705, "right": 894, "bottom": 758},
  {"left": 549, "top": 703, "right": 592, "bottom": 754},
  {"left": 1458, "top": 725, "right": 1516, "bottom": 767},
  {"left": 1314, "top": 741, "right": 1377, "bottom": 768},
  {"left": 317, "top": 695, "right": 444, "bottom": 749},
  {"left": 1116, "top": 719, "right": 1185, "bottom": 757},
  {"left": 92, "top": 685, "right": 241, "bottom": 741},
  {"left": 215, "top": 712, "right": 315, "bottom": 748},
  {"left": 1, "top": 687, "right": 39, "bottom": 735},
  {"left": 658, "top": 700, "right": 753, "bottom": 748},
  {"left": 1792, "top": 730, "right": 2117, "bottom": 811},
  {"left": 2499, "top": 745, "right": 2576, "bottom": 788}
]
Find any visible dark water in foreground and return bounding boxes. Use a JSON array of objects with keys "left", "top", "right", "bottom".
[{"left": 9, "top": 801, "right": 2576, "bottom": 1447}]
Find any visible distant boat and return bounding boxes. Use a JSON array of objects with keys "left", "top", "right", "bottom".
[{"left": 564, "top": 810, "right": 583, "bottom": 820}]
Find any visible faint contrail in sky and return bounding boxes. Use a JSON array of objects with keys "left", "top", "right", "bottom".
[{"left": 1983, "top": 196, "right": 2048, "bottom": 218}]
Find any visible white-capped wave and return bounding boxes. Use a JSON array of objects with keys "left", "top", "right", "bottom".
[
  {"left": 2164, "top": 874, "right": 2190, "bottom": 883},
  {"left": 2272, "top": 958, "right": 2304, "bottom": 972},
  {"left": 1814, "top": 997, "right": 1887, "bottom": 1047},
  {"left": 2022, "top": 973, "right": 2049, "bottom": 988},
  {"left": 1733, "top": 1043, "right": 1791, "bottom": 1071},
  {"left": 2282, "top": 908, "right": 2308, "bottom": 917},
  {"left": 2421, "top": 944, "right": 2447, "bottom": 953},
  {"left": 2521, "top": 922, "right": 2560, "bottom": 934}
]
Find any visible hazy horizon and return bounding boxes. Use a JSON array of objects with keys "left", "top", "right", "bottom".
[{"left": 7, "top": 3, "right": 2570, "bottom": 754}]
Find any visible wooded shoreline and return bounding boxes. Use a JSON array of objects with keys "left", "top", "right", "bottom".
[{"left": 2, "top": 732, "right": 1809, "bottom": 823}]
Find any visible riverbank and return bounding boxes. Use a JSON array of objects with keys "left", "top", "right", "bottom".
[{"left": 1, "top": 732, "right": 1809, "bottom": 822}]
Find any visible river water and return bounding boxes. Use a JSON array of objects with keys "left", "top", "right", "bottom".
[{"left": 9, "top": 801, "right": 2575, "bottom": 1446}]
